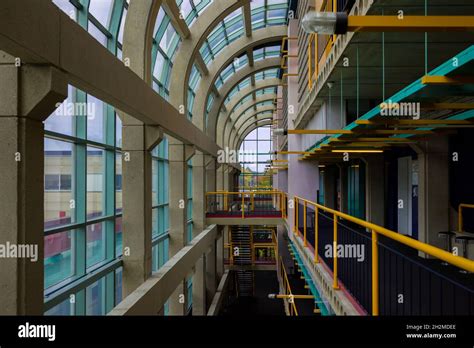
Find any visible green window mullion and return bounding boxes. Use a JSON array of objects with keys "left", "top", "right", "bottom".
[
  {"left": 74, "top": 289, "right": 86, "bottom": 315},
  {"left": 108, "top": 0, "right": 124, "bottom": 53},
  {"left": 77, "top": 0, "right": 90, "bottom": 28},
  {"left": 105, "top": 271, "right": 115, "bottom": 312}
]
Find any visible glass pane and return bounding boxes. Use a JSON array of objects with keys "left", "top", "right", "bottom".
[
  {"left": 44, "top": 138, "right": 74, "bottom": 229},
  {"left": 86, "top": 277, "right": 106, "bottom": 315},
  {"left": 86, "top": 222, "right": 106, "bottom": 268},
  {"left": 87, "top": 94, "right": 105, "bottom": 143},
  {"left": 116, "top": 152, "right": 122, "bottom": 213},
  {"left": 87, "top": 147, "right": 104, "bottom": 219},
  {"left": 45, "top": 298, "right": 73, "bottom": 316},
  {"left": 44, "top": 231, "right": 74, "bottom": 289},
  {"left": 115, "top": 216, "right": 123, "bottom": 257},
  {"left": 88, "top": 22, "right": 108, "bottom": 47},
  {"left": 88, "top": 0, "right": 114, "bottom": 27},
  {"left": 45, "top": 85, "right": 75, "bottom": 136}
]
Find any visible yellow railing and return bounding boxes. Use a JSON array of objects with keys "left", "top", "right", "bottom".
[
  {"left": 205, "top": 191, "right": 287, "bottom": 219},
  {"left": 458, "top": 203, "right": 474, "bottom": 232},
  {"left": 279, "top": 256, "right": 299, "bottom": 316},
  {"left": 225, "top": 227, "right": 278, "bottom": 266},
  {"left": 294, "top": 196, "right": 474, "bottom": 316},
  {"left": 307, "top": 0, "right": 338, "bottom": 90}
]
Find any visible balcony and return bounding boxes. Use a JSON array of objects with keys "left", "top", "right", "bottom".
[{"left": 205, "top": 191, "right": 287, "bottom": 225}]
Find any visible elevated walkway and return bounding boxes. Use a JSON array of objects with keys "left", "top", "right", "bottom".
[
  {"left": 206, "top": 190, "right": 287, "bottom": 225},
  {"left": 288, "top": 196, "right": 474, "bottom": 316}
]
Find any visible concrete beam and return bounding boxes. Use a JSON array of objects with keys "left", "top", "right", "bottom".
[
  {"left": 162, "top": 0, "right": 191, "bottom": 39},
  {"left": 109, "top": 225, "right": 220, "bottom": 315},
  {"left": 194, "top": 26, "right": 286, "bottom": 136},
  {"left": 168, "top": 0, "right": 249, "bottom": 127},
  {"left": 247, "top": 47, "right": 254, "bottom": 67},
  {"left": 234, "top": 120, "right": 273, "bottom": 151},
  {"left": 207, "top": 269, "right": 231, "bottom": 316},
  {"left": 230, "top": 111, "right": 274, "bottom": 149},
  {"left": 224, "top": 94, "right": 276, "bottom": 147},
  {"left": 0, "top": 0, "right": 218, "bottom": 156},
  {"left": 243, "top": 1, "right": 252, "bottom": 37},
  {"left": 211, "top": 58, "right": 280, "bottom": 144}
]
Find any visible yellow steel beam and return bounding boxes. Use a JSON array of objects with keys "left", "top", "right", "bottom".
[
  {"left": 329, "top": 137, "right": 419, "bottom": 143},
  {"left": 276, "top": 151, "right": 314, "bottom": 155},
  {"left": 331, "top": 150, "right": 384, "bottom": 153},
  {"left": 347, "top": 16, "right": 474, "bottom": 33},
  {"left": 421, "top": 103, "right": 474, "bottom": 110},
  {"left": 288, "top": 129, "right": 434, "bottom": 135},
  {"left": 356, "top": 119, "right": 474, "bottom": 126},
  {"left": 421, "top": 75, "right": 474, "bottom": 85}
]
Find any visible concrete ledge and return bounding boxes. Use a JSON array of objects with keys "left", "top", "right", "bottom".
[
  {"left": 109, "top": 225, "right": 220, "bottom": 315},
  {"left": 207, "top": 270, "right": 231, "bottom": 316},
  {"left": 289, "top": 231, "right": 366, "bottom": 316}
]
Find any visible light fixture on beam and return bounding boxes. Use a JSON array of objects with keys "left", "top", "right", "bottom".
[
  {"left": 302, "top": 13, "right": 474, "bottom": 34},
  {"left": 302, "top": 12, "right": 348, "bottom": 35}
]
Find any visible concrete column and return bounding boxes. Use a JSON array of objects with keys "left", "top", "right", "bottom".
[
  {"left": 168, "top": 137, "right": 194, "bottom": 315},
  {"left": 205, "top": 240, "right": 217, "bottom": 304},
  {"left": 192, "top": 254, "right": 206, "bottom": 315},
  {"left": 323, "top": 166, "right": 337, "bottom": 209},
  {"left": 122, "top": 120, "right": 161, "bottom": 297},
  {"left": 415, "top": 138, "right": 450, "bottom": 249},
  {"left": 0, "top": 58, "right": 67, "bottom": 314},
  {"left": 223, "top": 165, "right": 230, "bottom": 191},
  {"left": 338, "top": 164, "right": 348, "bottom": 214},
  {"left": 216, "top": 164, "right": 224, "bottom": 191},
  {"left": 206, "top": 157, "right": 217, "bottom": 192},
  {"left": 192, "top": 151, "right": 206, "bottom": 238},
  {"left": 364, "top": 155, "right": 385, "bottom": 225}
]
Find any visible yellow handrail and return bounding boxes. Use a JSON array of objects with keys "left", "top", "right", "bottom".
[
  {"left": 206, "top": 191, "right": 288, "bottom": 219},
  {"left": 280, "top": 257, "right": 298, "bottom": 316},
  {"left": 458, "top": 203, "right": 474, "bottom": 232},
  {"left": 294, "top": 195, "right": 474, "bottom": 316}
]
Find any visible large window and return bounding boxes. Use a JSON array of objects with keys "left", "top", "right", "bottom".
[
  {"left": 152, "top": 7, "right": 182, "bottom": 99},
  {"left": 45, "top": 0, "right": 129, "bottom": 315},
  {"left": 239, "top": 126, "right": 273, "bottom": 188},
  {"left": 151, "top": 139, "right": 170, "bottom": 273},
  {"left": 44, "top": 86, "right": 123, "bottom": 316}
]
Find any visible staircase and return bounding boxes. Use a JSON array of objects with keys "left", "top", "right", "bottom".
[{"left": 231, "top": 226, "right": 254, "bottom": 296}]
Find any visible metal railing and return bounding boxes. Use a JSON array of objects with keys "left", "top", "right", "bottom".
[
  {"left": 279, "top": 256, "right": 299, "bottom": 316},
  {"left": 294, "top": 196, "right": 474, "bottom": 316},
  {"left": 307, "top": 0, "right": 355, "bottom": 90},
  {"left": 205, "top": 191, "right": 287, "bottom": 219},
  {"left": 225, "top": 227, "right": 278, "bottom": 266}
]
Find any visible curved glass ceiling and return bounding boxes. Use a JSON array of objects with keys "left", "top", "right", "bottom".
[
  {"left": 199, "top": 0, "right": 289, "bottom": 66},
  {"left": 176, "top": 0, "right": 213, "bottom": 27},
  {"left": 152, "top": 7, "right": 182, "bottom": 100}
]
